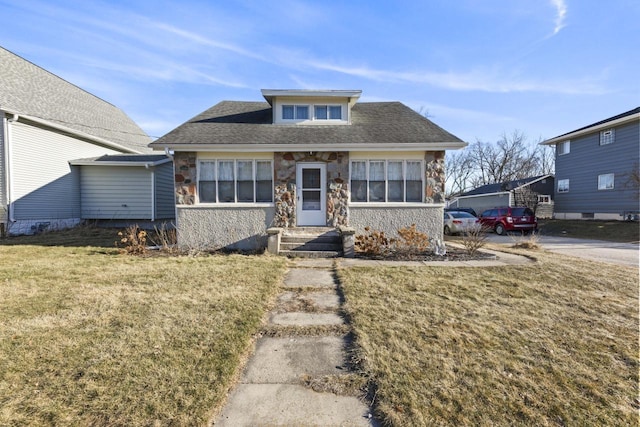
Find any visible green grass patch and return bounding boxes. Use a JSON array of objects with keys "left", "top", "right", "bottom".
[
  {"left": 338, "top": 253, "right": 639, "bottom": 426},
  {"left": 539, "top": 219, "right": 640, "bottom": 243},
  {"left": 0, "top": 231, "right": 287, "bottom": 425}
]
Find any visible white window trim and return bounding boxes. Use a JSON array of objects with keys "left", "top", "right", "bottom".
[
  {"left": 599, "top": 129, "right": 615, "bottom": 145},
  {"left": 557, "top": 141, "right": 570, "bottom": 156},
  {"left": 197, "top": 159, "right": 274, "bottom": 205},
  {"left": 314, "top": 105, "right": 342, "bottom": 121},
  {"left": 557, "top": 179, "right": 570, "bottom": 193},
  {"left": 597, "top": 173, "right": 614, "bottom": 190},
  {"left": 349, "top": 159, "right": 425, "bottom": 203},
  {"left": 537, "top": 195, "right": 552, "bottom": 204},
  {"left": 282, "top": 104, "right": 310, "bottom": 121}
]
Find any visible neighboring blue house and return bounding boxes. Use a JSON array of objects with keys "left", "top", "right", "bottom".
[{"left": 541, "top": 107, "right": 640, "bottom": 220}]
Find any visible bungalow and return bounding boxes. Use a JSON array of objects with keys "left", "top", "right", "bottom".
[
  {"left": 150, "top": 89, "right": 466, "bottom": 252},
  {"left": 0, "top": 46, "right": 173, "bottom": 235}
]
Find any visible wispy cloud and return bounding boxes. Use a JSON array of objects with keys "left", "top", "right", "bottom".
[
  {"left": 308, "top": 61, "right": 607, "bottom": 95},
  {"left": 550, "top": 0, "right": 568, "bottom": 34}
]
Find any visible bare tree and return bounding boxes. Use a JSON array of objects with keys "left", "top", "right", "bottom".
[
  {"left": 445, "top": 130, "right": 555, "bottom": 196},
  {"left": 445, "top": 150, "right": 475, "bottom": 197}
]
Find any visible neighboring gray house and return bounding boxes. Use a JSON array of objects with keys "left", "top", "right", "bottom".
[
  {"left": 0, "top": 46, "right": 172, "bottom": 235},
  {"left": 150, "top": 89, "right": 467, "bottom": 251},
  {"left": 541, "top": 107, "right": 640, "bottom": 220},
  {"left": 69, "top": 155, "right": 175, "bottom": 221},
  {"left": 448, "top": 174, "right": 555, "bottom": 218}
]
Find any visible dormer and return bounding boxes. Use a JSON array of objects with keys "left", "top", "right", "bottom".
[{"left": 261, "top": 89, "right": 362, "bottom": 125}]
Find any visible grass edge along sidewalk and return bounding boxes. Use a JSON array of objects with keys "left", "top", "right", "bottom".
[
  {"left": 338, "top": 250, "right": 639, "bottom": 426},
  {"left": 0, "top": 238, "right": 288, "bottom": 426}
]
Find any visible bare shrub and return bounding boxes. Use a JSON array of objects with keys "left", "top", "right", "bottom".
[
  {"left": 147, "top": 222, "right": 177, "bottom": 252},
  {"left": 394, "top": 224, "right": 430, "bottom": 254},
  {"left": 461, "top": 224, "right": 489, "bottom": 256},
  {"left": 116, "top": 225, "right": 147, "bottom": 255},
  {"left": 355, "top": 226, "right": 394, "bottom": 256},
  {"left": 511, "top": 231, "right": 540, "bottom": 250}
]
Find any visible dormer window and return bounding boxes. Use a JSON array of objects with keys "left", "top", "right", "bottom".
[
  {"left": 315, "top": 105, "right": 342, "bottom": 120},
  {"left": 282, "top": 105, "right": 309, "bottom": 120}
]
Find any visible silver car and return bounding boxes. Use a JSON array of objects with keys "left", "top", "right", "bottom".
[{"left": 444, "top": 211, "right": 479, "bottom": 235}]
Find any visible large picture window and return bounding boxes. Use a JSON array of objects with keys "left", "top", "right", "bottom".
[
  {"left": 198, "top": 159, "right": 273, "bottom": 203},
  {"left": 350, "top": 160, "right": 424, "bottom": 203}
]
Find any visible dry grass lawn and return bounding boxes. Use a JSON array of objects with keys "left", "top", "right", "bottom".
[
  {"left": 0, "top": 230, "right": 287, "bottom": 426},
  {"left": 338, "top": 250, "right": 639, "bottom": 426}
]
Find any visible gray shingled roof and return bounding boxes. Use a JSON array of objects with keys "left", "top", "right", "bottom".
[
  {"left": 150, "top": 100, "right": 464, "bottom": 148},
  {"left": 462, "top": 175, "right": 551, "bottom": 196},
  {"left": 0, "top": 46, "right": 151, "bottom": 152}
]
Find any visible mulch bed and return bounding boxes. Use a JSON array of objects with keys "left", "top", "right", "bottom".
[{"left": 354, "top": 246, "right": 496, "bottom": 262}]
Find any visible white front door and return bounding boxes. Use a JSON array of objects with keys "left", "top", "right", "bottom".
[{"left": 296, "top": 163, "right": 326, "bottom": 226}]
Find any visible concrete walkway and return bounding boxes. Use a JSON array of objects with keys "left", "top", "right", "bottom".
[{"left": 214, "top": 259, "right": 375, "bottom": 426}]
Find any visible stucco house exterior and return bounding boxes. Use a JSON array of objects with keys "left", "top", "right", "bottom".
[
  {"left": 0, "top": 46, "right": 173, "bottom": 235},
  {"left": 150, "top": 89, "right": 466, "bottom": 251},
  {"left": 448, "top": 174, "right": 555, "bottom": 218},
  {"left": 541, "top": 107, "right": 639, "bottom": 220}
]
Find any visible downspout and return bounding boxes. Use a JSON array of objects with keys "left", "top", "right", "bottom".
[
  {"left": 4, "top": 113, "right": 19, "bottom": 223},
  {"left": 146, "top": 163, "right": 156, "bottom": 222},
  {"left": 164, "top": 147, "right": 177, "bottom": 227}
]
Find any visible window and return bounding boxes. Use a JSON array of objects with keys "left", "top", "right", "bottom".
[
  {"left": 598, "top": 173, "right": 614, "bottom": 190},
  {"left": 198, "top": 160, "right": 273, "bottom": 203},
  {"left": 557, "top": 141, "right": 570, "bottom": 155},
  {"left": 350, "top": 160, "right": 424, "bottom": 203},
  {"left": 537, "top": 195, "right": 551, "bottom": 204},
  {"left": 558, "top": 179, "right": 569, "bottom": 193},
  {"left": 282, "top": 105, "right": 309, "bottom": 120},
  {"left": 600, "top": 129, "right": 614, "bottom": 145},
  {"left": 314, "top": 105, "right": 342, "bottom": 120}
]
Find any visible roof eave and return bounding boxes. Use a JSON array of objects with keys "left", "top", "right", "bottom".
[
  {"left": 69, "top": 158, "right": 171, "bottom": 167},
  {"left": 541, "top": 112, "right": 640, "bottom": 145},
  {"left": 151, "top": 141, "right": 467, "bottom": 152}
]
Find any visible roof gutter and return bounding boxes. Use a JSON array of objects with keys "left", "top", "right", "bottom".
[
  {"left": 0, "top": 106, "right": 142, "bottom": 154},
  {"left": 150, "top": 141, "right": 468, "bottom": 152},
  {"left": 541, "top": 112, "right": 640, "bottom": 145},
  {"left": 68, "top": 158, "right": 172, "bottom": 167}
]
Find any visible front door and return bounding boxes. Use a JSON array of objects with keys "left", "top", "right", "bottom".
[{"left": 296, "top": 163, "right": 326, "bottom": 226}]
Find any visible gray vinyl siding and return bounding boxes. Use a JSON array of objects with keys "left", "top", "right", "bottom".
[
  {"left": 10, "top": 121, "right": 121, "bottom": 220},
  {"left": 154, "top": 161, "right": 175, "bottom": 219},
  {"left": 554, "top": 121, "right": 640, "bottom": 214},
  {"left": 80, "top": 166, "right": 152, "bottom": 219}
]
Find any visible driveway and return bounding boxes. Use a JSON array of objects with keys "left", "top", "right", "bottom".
[{"left": 483, "top": 233, "right": 639, "bottom": 267}]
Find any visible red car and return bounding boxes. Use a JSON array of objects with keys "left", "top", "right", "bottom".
[{"left": 479, "top": 207, "right": 537, "bottom": 235}]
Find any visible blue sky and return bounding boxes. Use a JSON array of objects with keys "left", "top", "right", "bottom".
[{"left": 1, "top": 0, "right": 638, "bottom": 144}]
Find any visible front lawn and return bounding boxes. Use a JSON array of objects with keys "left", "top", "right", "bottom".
[
  {"left": 0, "top": 231, "right": 287, "bottom": 425},
  {"left": 338, "top": 251, "right": 639, "bottom": 426}
]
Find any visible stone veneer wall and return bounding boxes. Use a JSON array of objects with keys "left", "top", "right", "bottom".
[
  {"left": 173, "top": 152, "right": 197, "bottom": 205},
  {"left": 273, "top": 152, "right": 349, "bottom": 227},
  {"left": 425, "top": 151, "right": 445, "bottom": 204}
]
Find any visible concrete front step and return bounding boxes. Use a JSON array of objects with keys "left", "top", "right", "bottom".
[
  {"left": 282, "top": 227, "right": 340, "bottom": 236},
  {"left": 280, "top": 249, "right": 343, "bottom": 258},
  {"left": 280, "top": 241, "right": 342, "bottom": 252}
]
